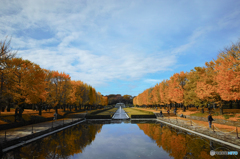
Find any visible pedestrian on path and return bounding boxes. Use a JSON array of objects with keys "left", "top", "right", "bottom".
[
  {"left": 208, "top": 113, "right": 214, "bottom": 128},
  {"left": 174, "top": 108, "right": 177, "bottom": 115},
  {"left": 167, "top": 109, "right": 170, "bottom": 115},
  {"left": 160, "top": 111, "right": 163, "bottom": 117},
  {"left": 54, "top": 112, "right": 57, "bottom": 120}
]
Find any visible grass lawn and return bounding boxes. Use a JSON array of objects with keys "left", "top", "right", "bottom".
[
  {"left": 183, "top": 109, "right": 240, "bottom": 121},
  {"left": 123, "top": 108, "right": 154, "bottom": 117},
  {"left": 96, "top": 108, "right": 118, "bottom": 115},
  {"left": 190, "top": 112, "right": 208, "bottom": 117}
]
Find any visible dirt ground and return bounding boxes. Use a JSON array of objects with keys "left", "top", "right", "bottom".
[
  {"left": 0, "top": 108, "right": 98, "bottom": 125},
  {"left": 135, "top": 107, "right": 240, "bottom": 121}
]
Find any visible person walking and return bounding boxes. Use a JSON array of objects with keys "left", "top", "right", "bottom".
[
  {"left": 54, "top": 112, "right": 57, "bottom": 120},
  {"left": 208, "top": 113, "right": 214, "bottom": 128},
  {"left": 160, "top": 110, "right": 163, "bottom": 117},
  {"left": 167, "top": 109, "right": 170, "bottom": 115},
  {"left": 174, "top": 108, "right": 177, "bottom": 115}
]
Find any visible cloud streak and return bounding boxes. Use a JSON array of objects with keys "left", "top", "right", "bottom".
[{"left": 1, "top": 0, "right": 240, "bottom": 95}]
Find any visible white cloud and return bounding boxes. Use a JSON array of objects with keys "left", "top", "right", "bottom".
[
  {"left": 144, "top": 79, "right": 163, "bottom": 84},
  {"left": 17, "top": 46, "right": 176, "bottom": 87},
  {"left": 1, "top": 0, "right": 240, "bottom": 94}
]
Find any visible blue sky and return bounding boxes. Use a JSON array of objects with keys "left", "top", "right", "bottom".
[{"left": 1, "top": 0, "right": 240, "bottom": 96}]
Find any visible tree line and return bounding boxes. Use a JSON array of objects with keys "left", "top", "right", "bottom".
[
  {"left": 133, "top": 40, "right": 240, "bottom": 114},
  {"left": 107, "top": 94, "right": 133, "bottom": 105},
  {"left": 0, "top": 38, "right": 108, "bottom": 115}
]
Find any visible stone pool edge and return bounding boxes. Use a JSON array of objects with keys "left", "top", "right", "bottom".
[
  {"left": 156, "top": 118, "right": 240, "bottom": 150},
  {"left": 2, "top": 119, "right": 86, "bottom": 153}
]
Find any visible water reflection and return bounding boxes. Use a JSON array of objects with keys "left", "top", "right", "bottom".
[
  {"left": 2, "top": 124, "right": 103, "bottom": 159},
  {"left": 2, "top": 121, "right": 240, "bottom": 159},
  {"left": 137, "top": 123, "right": 240, "bottom": 159}
]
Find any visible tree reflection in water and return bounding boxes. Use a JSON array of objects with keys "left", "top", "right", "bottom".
[
  {"left": 2, "top": 123, "right": 240, "bottom": 159},
  {"left": 137, "top": 123, "right": 240, "bottom": 159},
  {"left": 2, "top": 124, "right": 103, "bottom": 159}
]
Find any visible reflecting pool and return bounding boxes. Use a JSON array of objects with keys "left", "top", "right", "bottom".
[{"left": 2, "top": 120, "right": 239, "bottom": 159}]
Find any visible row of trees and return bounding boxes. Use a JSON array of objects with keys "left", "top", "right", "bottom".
[
  {"left": 0, "top": 38, "right": 108, "bottom": 115},
  {"left": 107, "top": 94, "right": 133, "bottom": 105},
  {"left": 133, "top": 40, "right": 240, "bottom": 114}
]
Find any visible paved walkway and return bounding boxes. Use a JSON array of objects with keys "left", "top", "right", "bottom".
[
  {"left": 0, "top": 113, "right": 86, "bottom": 143},
  {"left": 112, "top": 106, "right": 129, "bottom": 119}
]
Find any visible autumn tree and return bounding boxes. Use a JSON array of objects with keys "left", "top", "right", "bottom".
[
  {"left": 0, "top": 37, "right": 17, "bottom": 113},
  {"left": 159, "top": 80, "right": 170, "bottom": 109},
  {"left": 184, "top": 67, "right": 205, "bottom": 108},
  {"left": 6, "top": 58, "right": 47, "bottom": 115},
  {"left": 195, "top": 61, "right": 223, "bottom": 113},
  {"left": 168, "top": 71, "right": 188, "bottom": 111},
  {"left": 214, "top": 41, "right": 240, "bottom": 109},
  {"left": 88, "top": 86, "right": 97, "bottom": 110},
  {"left": 122, "top": 95, "right": 133, "bottom": 105},
  {"left": 48, "top": 71, "right": 71, "bottom": 113}
]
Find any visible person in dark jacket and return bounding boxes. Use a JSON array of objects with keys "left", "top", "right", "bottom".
[
  {"left": 208, "top": 113, "right": 214, "bottom": 128},
  {"left": 174, "top": 108, "right": 177, "bottom": 115},
  {"left": 160, "top": 111, "right": 163, "bottom": 117}
]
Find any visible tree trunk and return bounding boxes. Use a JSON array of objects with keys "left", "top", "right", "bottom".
[
  {"left": 19, "top": 107, "right": 23, "bottom": 121},
  {"left": 237, "top": 100, "right": 240, "bottom": 109},
  {"left": 55, "top": 106, "right": 58, "bottom": 114},
  {"left": 201, "top": 108, "right": 204, "bottom": 114},
  {"left": 70, "top": 105, "right": 72, "bottom": 111},
  {"left": 15, "top": 108, "right": 18, "bottom": 122},
  {"left": 220, "top": 106, "right": 223, "bottom": 115},
  {"left": 63, "top": 104, "right": 66, "bottom": 112},
  {"left": 229, "top": 101, "right": 233, "bottom": 109},
  {"left": 39, "top": 105, "right": 42, "bottom": 115},
  {"left": 7, "top": 103, "right": 10, "bottom": 112}
]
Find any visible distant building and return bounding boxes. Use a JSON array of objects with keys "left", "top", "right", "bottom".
[{"left": 115, "top": 103, "right": 125, "bottom": 108}]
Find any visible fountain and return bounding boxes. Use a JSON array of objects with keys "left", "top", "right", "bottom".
[{"left": 112, "top": 106, "right": 129, "bottom": 119}]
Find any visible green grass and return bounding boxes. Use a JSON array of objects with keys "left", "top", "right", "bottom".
[
  {"left": 87, "top": 108, "right": 118, "bottom": 116},
  {"left": 190, "top": 112, "right": 208, "bottom": 117},
  {"left": 123, "top": 108, "right": 154, "bottom": 117},
  {"left": 86, "top": 107, "right": 118, "bottom": 119},
  {"left": 223, "top": 114, "right": 235, "bottom": 119},
  {"left": 97, "top": 108, "right": 118, "bottom": 115},
  {"left": 213, "top": 112, "right": 220, "bottom": 116}
]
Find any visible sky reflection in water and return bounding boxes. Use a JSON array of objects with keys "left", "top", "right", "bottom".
[
  {"left": 2, "top": 121, "right": 240, "bottom": 159},
  {"left": 72, "top": 123, "right": 171, "bottom": 159}
]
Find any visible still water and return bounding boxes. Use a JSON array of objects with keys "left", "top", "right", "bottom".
[{"left": 2, "top": 120, "right": 239, "bottom": 159}]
